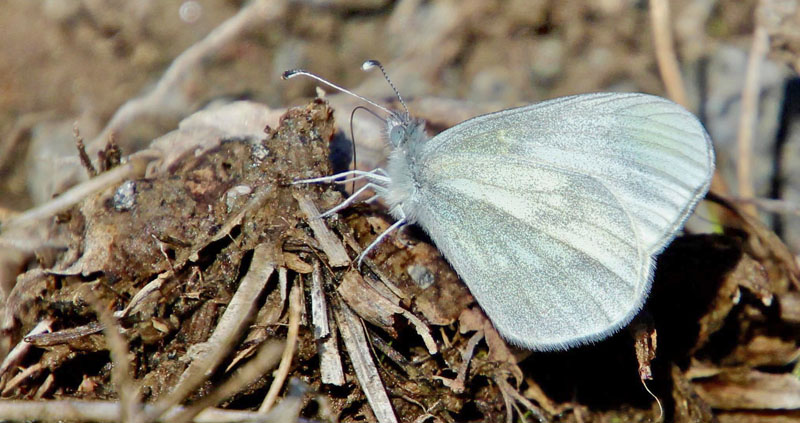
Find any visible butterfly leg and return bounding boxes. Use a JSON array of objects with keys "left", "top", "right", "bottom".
[
  {"left": 295, "top": 167, "right": 400, "bottom": 269},
  {"left": 362, "top": 194, "right": 381, "bottom": 204},
  {"left": 294, "top": 169, "right": 390, "bottom": 185},
  {"left": 356, "top": 210, "right": 407, "bottom": 269},
  {"left": 316, "top": 182, "right": 388, "bottom": 219}
]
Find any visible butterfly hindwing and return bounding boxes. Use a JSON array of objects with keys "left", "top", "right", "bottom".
[{"left": 407, "top": 93, "right": 713, "bottom": 349}]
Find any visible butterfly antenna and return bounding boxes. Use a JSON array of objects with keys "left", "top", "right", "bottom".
[
  {"left": 349, "top": 106, "right": 360, "bottom": 194},
  {"left": 361, "top": 60, "right": 410, "bottom": 118},
  {"left": 347, "top": 105, "right": 389, "bottom": 193},
  {"left": 282, "top": 69, "right": 394, "bottom": 116}
]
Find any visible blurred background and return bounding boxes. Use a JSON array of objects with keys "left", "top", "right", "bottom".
[
  {"left": 1, "top": 1, "right": 800, "bottom": 421},
  {"left": 2, "top": 0, "right": 799, "bottom": 249}
]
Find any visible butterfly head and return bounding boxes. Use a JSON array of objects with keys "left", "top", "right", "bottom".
[{"left": 386, "top": 112, "right": 427, "bottom": 150}]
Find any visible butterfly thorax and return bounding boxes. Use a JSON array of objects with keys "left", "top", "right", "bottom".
[{"left": 383, "top": 117, "right": 428, "bottom": 224}]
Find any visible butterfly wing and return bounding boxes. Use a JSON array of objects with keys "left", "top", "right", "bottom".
[{"left": 410, "top": 93, "right": 713, "bottom": 349}]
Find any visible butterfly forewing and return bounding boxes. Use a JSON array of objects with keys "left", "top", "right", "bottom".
[
  {"left": 409, "top": 93, "right": 713, "bottom": 349},
  {"left": 419, "top": 93, "right": 714, "bottom": 255}
]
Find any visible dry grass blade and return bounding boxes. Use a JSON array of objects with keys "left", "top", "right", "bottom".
[
  {"left": 2, "top": 362, "right": 45, "bottom": 396},
  {"left": 85, "top": 286, "right": 143, "bottom": 423},
  {"left": 0, "top": 318, "right": 52, "bottom": 380},
  {"left": 294, "top": 192, "right": 351, "bottom": 267},
  {"left": 185, "top": 186, "right": 275, "bottom": 263},
  {"left": 736, "top": 1, "right": 771, "bottom": 217},
  {"left": 649, "top": 0, "right": 688, "bottom": 108},
  {"left": 333, "top": 295, "right": 399, "bottom": 423},
  {"left": 317, "top": 321, "right": 346, "bottom": 386},
  {"left": 0, "top": 399, "right": 296, "bottom": 422},
  {"left": 310, "top": 261, "right": 345, "bottom": 386},
  {"left": 23, "top": 321, "right": 103, "bottom": 347},
  {"left": 148, "top": 243, "right": 278, "bottom": 421},
  {"left": 435, "top": 331, "right": 482, "bottom": 394},
  {"left": 495, "top": 377, "right": 547, "bottom": 423},
  {"left": 4, "top": 152, "right": 159, "bottom": 228},
  {"left": 87, "top": 0, "right": 287, "bottom": 154},
  {"left": 310, "top": 261, "right": 330, "bottom": 338},
  {"left": 172, "top": 341, "right": 284, "bottom": 423},
  {"left": 115, "top": 272, "right": 171, "bottom": 319},
  {"left": 258, "top": 282, "right": 302, "bottom": 413}
]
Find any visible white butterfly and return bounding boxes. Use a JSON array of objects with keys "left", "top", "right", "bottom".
[{"left": 285, "top": 61, "right": 714, "bottom": 351}]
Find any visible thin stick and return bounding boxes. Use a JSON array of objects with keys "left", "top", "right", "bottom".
[
  {"left": 171, "top": 341, "right": 283, "bottom": 423},
  {"left": 333, "top": 295, "right": 399, "bottom": 423},
  {"left": 2, "top": 363, "right": 45, "bottom": 396},
  {"left": 5, "top": 150, "right": 159, "bottom": 228},
  {"left": 74, "top": 124, "right": 97, "bottom": 177},
  {"left": 649, "top": 0, "right": 689, "bottom": 108},
  {"left": 258, "top": 281, "right": 302, "bottom": 413},
  {"left": 86, "top": 285, "right": 143, "bottom": 423},
  {"left": 735, "top": 196, "right": 800, "bottom": 216},
  {"left": 147, "top": 243, "right": 277, "bottom": 422},
  {"left": 0, "top": 319, "right": 52, "bottom": 380},
  {"left": 88, "top": 0, "right": 286, "bottom": 153},
  {"left": 0, "top": 399, "right": 292, "bottom": 422},
  {"left": 737, "top": 4, "right": 769, "bottom": 217}
]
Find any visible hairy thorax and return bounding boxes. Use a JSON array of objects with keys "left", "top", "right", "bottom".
[{"left": 384, "top": 145, "right": 424, "bottom": 224}]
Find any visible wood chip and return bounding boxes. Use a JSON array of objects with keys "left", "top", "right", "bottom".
[
  {"left": 693, "top": 369, "right": 800, "bottom": 410},
  {"left": 153, "top": 243, "right": 277, "bottom": 418},
  {"left": 310, "top": 261, "right": 330, "bottom": 338},
  {"left": 294, "top": 192, "right": 350, "bottom": 267},
  {"left": 338, "top": 270, "right": 437, "bottom": 354},
  {"left": 333, "top": 295, "right": 399, "bottom": 423}
]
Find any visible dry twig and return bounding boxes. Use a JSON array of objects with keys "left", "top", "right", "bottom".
[
  {"left": 736, "top": 1, "right": 771, "bottom": 216},
  {"left": 309, "top": 261, "right": 345, "bottom": 386},
  {"left": 259, "top": 281, "right": 302, "bottom": 413},
  {"left": 294, "top": 193, "right": 351, "bottom": 267},
  {"left": 649, "top": 0, "right": 689, "bottom": 108},
  {"left": 87, "top": 0, "right": 287, "bottom": 154},
  {"left": 333, "top": 295, "right": 399, "bottom": 423},
  {"left": 85, "top": 286, "right": 143, "bottom": 423},
  {"left": 0, "top": 318, "right": 52, "bottom": 383},
  {"left": 172, "top": 341, "right": 284, "bottom": 423},
  {"left": 147, "top": 243, "right": 278, "bottom": 422},
  {"left": 4, "top": 150, "right": 160, "bottom": 228},
  {"left": 0, "top": 399, "right": 296, "bottom": 423}
]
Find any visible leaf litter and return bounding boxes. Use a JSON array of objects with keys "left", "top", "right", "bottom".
[{"left": 0, "top": 96, "right": 800, "bottom": 423}]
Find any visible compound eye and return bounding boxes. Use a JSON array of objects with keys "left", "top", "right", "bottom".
[{"left": 389, "top": 124, "right": 405, "bottom": 146}]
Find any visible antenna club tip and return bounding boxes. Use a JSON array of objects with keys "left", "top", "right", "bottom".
[
  {"left": 281, "top": 69, "right": 302, "bottom": 80},
  {"left": 361, "top": 60, "right": 382, "bottom": 71}
]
